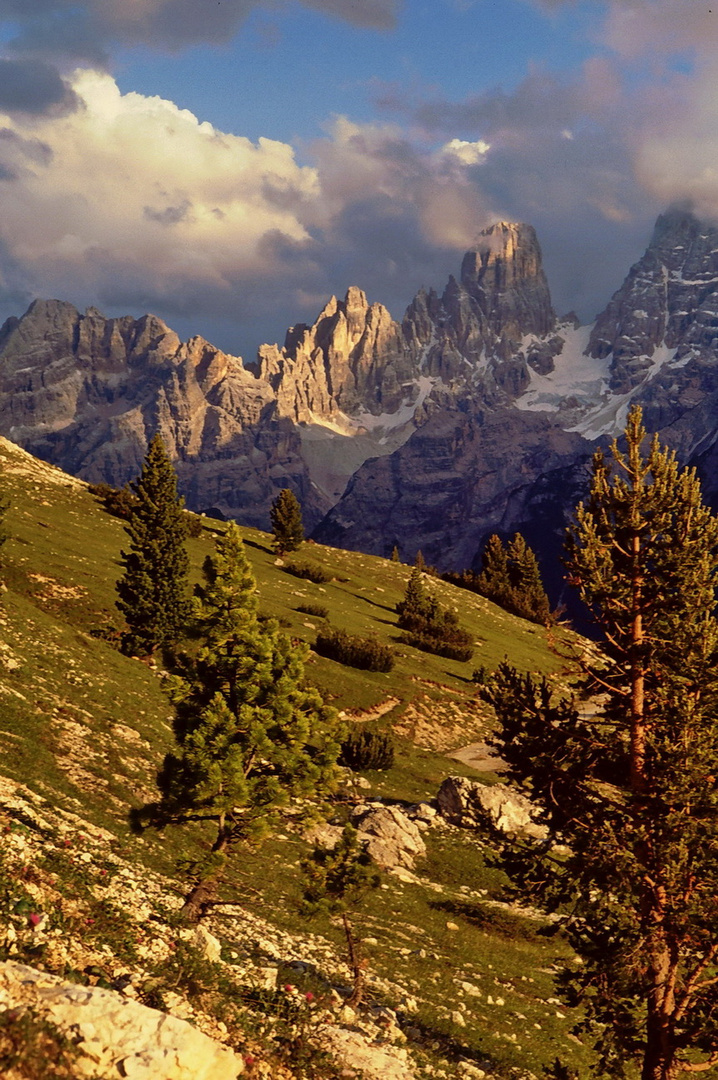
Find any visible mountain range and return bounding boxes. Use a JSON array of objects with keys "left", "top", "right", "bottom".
[{"left": 3, "top": 208, "right": 718, "bottom": 594}]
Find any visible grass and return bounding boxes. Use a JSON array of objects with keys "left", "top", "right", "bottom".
[{"left": 0, "top": 437, "right": 598, "bottom": 1078}]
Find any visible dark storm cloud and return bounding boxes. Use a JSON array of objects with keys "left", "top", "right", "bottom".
[
  {"left": 0, "top": 58, "right": 79, "bottom": 115},
  {"left": 0, "top": 0, "right": 399, "bottom": 62}
]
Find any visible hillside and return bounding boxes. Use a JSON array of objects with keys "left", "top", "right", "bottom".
[{"left": 0, "top": 436, "right": 595, "bottom": 1080}]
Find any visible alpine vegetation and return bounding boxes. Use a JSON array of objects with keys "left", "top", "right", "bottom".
[
  {"left": 133, "top": 523, "right": 341, "bottom": 921},
  {"left": 483, "top": 407, "right": 718, "bottom": 1080},
  {"left": 115, "top": 435, "right": 190, "bottom": 656}
]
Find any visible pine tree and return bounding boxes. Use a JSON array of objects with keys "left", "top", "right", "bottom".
[
  {"left": 301, "top": 825, "right": 380, "bottom": 1007},
  {"left": 270, "top": 488, "right": 304, "bottom": 555},
  {"left": 141, "top": 523, "right": 340, "bottom": 920},
  {"left": 476, "top": 533, "right": 512, "bottom": 609},
  {"left": 506, "top": 533, "right": 552, "bottom": 625},
  {"left": 482, "top": 407, "right": 718, "bottom": 1080},
  {"left": 390, "top": 545, "right": 400, "bottom": 563},
  {"left": 115, "top": 435, "right": 190, "bottom": 655},
  {"left": 475, "top": 532, "right": 551, "bottom": 625}
]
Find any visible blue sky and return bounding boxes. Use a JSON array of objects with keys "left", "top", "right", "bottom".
[{"left": 0, "top": 1, "right": 712, "bottom": 356}]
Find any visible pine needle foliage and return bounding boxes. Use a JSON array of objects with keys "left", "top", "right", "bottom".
[
  {"left": 144, "top": 523, "right": 341, "bottom": 919},
  {"left": 396, "top": 568, "right": 473, "bottom": 662},
  {"left": 482, "top": 407, "right": 718, "bottom": 1080},
  {"left": 115, "top": 435, "right": 190, "bottom": 655},
  {"left": 457, "top": 532, "right": 552, "bottom": 625},
  {"left": 270, "top": 488, "right": 304, "bottom": 555},
  {"left": 301, "top": 824, "right": 381, "bottom": 1006}
]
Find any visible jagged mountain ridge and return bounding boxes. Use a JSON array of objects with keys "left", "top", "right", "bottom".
[{"left": 3, "top": 211, "right": 718, "bottom": 579}]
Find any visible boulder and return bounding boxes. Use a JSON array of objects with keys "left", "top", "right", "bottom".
[
  {"left": 436, "top": 776, "right": 547, "bottom": 840},
  {"left": 350, "top": 804, "right": 427, "bottom": 870},
  {"left": 0, "top": 961, "right": 245, "bottom": 1079}
]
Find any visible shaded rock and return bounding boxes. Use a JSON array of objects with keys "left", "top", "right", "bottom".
[
  {"left": 436, "top": 776, "right": 547, "bottom": 840},
  {"left": 350, "top": 804, "right": 426, "bottom": 870},
  {"left": 0, "top": 961, "right": 245, "bottom": 1079}
]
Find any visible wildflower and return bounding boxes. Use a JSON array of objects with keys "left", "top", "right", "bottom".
[
  {"left": 28, "top": 913, "right": 42, "bottom": 927},
  {"left": 305, "top": 991, "right": 314, "bottom": 1002}
]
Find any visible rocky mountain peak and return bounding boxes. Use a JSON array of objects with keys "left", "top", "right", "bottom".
[{"left": 258, "top": 286, "right": 414, "bottom": 422}]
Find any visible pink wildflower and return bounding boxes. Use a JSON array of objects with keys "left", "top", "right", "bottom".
[
  {"left": 28, "top": 913, "right": 41, "bottom": 927},
  {"left": 305, "top": 991, "right": 314, "bottom": 1002}
]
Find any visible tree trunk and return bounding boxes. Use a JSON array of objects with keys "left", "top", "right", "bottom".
[
  {"left": 180, "top": 876, "right": 218, "bottom": 922},
  {"left": 641, "top": 1012, "right": 680, "bottom": 1080},
  {"left": 342, "top": 912, "right": 366, "bottom": 1008}
]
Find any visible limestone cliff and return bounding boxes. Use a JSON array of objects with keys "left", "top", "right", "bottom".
[{"left": 0, "top": 299, "right": 328, "bottom": 528}]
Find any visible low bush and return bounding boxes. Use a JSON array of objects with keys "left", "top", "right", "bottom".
[
  {"left": 314, "top": 627, "right": 394, "bottom": 672},
  {"left": 297, "top": 603, "right": 329, "bottom": 619},
  {"left": 284, "top": 560, "right": 332, "bottom": 584},
  {"left": 400, "top": 629, "right": 474, "bottom": 663},
  {"left": 87, "top": 482, "right": 138, "bottom": 520},
  {"left": 340, "top": 728, "right": 395, "bottom": 771}
]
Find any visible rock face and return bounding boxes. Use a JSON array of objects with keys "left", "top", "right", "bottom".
[
  {"left": 259, "top": 287, "right": 415, "bottom": 421},
  {"left": 8, "top": 210, "right": 718, "bottom": 576},
  {"left": 314, "top": 406, "right": 591, "bottom": 573},
  {"left": 436, "top": 776, "right": 547, "bottom": 841},
  {"left": 0, "top": 960, "right": 246, "bottom": 1079},
  {"left": 0, "top": 299, "right": 326, "bottom": 529}
]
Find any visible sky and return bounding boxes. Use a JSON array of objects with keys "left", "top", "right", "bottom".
[{"left": 0, "top": 0, "right": 714, "bottom": 358}]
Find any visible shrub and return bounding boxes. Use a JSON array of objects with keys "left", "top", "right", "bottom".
[
  {"left": 185, "top": 513, "right": 204, "bottom": 538},
  {"left": 297, "top": 603, "right": 329, "bottom": 619},
  {"left": 396, "top": 568, "right": 474, "bottom": 662},
  {"left": 400, "top": 629, "right": 473, "bottom": 663},
  {"left": 284, "top": 560, "right": 331, "bottom": 584},
  {"left": 340, "top": 728, "right": 395, "bottom": 771},
  {"left": 88, "top": 482, "right": 138, "bottom": 520},
  {"left": 314, "top": 627, "right": 394, "bottom": 672}
]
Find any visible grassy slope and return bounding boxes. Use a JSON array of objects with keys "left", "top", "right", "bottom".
[{"left": 0, "top": 436, "right": 594, "bottom": 1078}]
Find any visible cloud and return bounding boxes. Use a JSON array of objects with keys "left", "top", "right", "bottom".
[
  {"left": 0, "top": 0, "right": 399, "bottom": 62},
  {"left": 0, "top": 57, "right": 79, "bottom": 115},
  {"left": 0, "top": 70, "right": 503, "bottom": 354}
]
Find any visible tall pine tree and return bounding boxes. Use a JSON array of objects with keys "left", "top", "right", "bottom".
[
  {"left": 483, "top": 407, "right": 718, "bottom": 1080},
  {"left": 143, "top": 523, "right": 340, "bottom": 919},
  {"left": 116, "top": 435, "right": 190, "bottom": 655},
  {"left": 270, "top": 488, "right": 304, "bottom": 554}
]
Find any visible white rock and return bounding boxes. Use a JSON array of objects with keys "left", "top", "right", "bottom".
[
  {"left": 0, "top": 961, "right": 244, "bottom": 1079},
  {"left": 192, "top": 925, "right": 222, "bottom": 964}
]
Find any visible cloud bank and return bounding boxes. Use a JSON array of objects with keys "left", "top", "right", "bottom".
[{"left": 0, "top": 70, "right": 496, "bottom": 352}]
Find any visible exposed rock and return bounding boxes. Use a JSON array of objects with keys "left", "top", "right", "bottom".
[
  {"left": 0, "top": 299, "right": 327, "bottom": 529},
  {"left": 436, "top": 776, "right": 547, "bottom": 840},
  {"left": 259, "top": 287, "right": 416, "bottom": 421},
  {"left": 0, "top": 961, "right": 245, "bottom": 1079},
  {"left": 350, "top": 804, "right": 427, "bottom": 870},
  {"left": 317, "top": 1024, "right": 415, "bottom": 1080},
  {"left": 313, "top": 406, "right": 591, "bottom": 574}
]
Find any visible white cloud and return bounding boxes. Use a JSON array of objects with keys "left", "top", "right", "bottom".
[{"left": 0, "top": 71, "right": 503, "bottom": 349}]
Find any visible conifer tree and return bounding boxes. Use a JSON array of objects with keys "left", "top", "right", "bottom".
[
  {"left": 390, "top": 545, "right": 400, "bottom": 563},
  {"left": 270, "top": 488, "right": 304, "bottom": 554},
  {"left": 476, "top": 533, "right": 511, "bottom": 609},
  {"left": 301, "top": 825, "right": 381, "bottom": 1007},
  {"left": 142, "top": 523, "right": 340, "bottom": 920},
  {"left": 116, "top": 435, "right": 190, "bottom": 655},
  {"left": 506, "top": 533, "right": 552, "bottom": 625},
  {"left": 482, "top": 407, "right": 718, "bottom": 1080}
]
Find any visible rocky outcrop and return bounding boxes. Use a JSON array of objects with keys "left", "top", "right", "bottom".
[
  {"left": 0, "top": 299, "right": 327, "bottom": 528},
  {"left": 0, "top": 961, "right": 246, "bottom": 1079},
  {"left": 349, "top": 804, "right": 427, "bottom": 871},
  {"left": 313, "top": 406, "right": 591, "bottom": 573},
  {"left": 436, "top": 777, "right": 547, "bottom": 841},
  {"left": 402, "top": 221, "right": 562, "bottom": 399},
  {"left": 588, "top": 210, "right": 718, "bottom": 393},
  {"left": 259, "top": 287, "right": 417, "bottom": 421}
]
